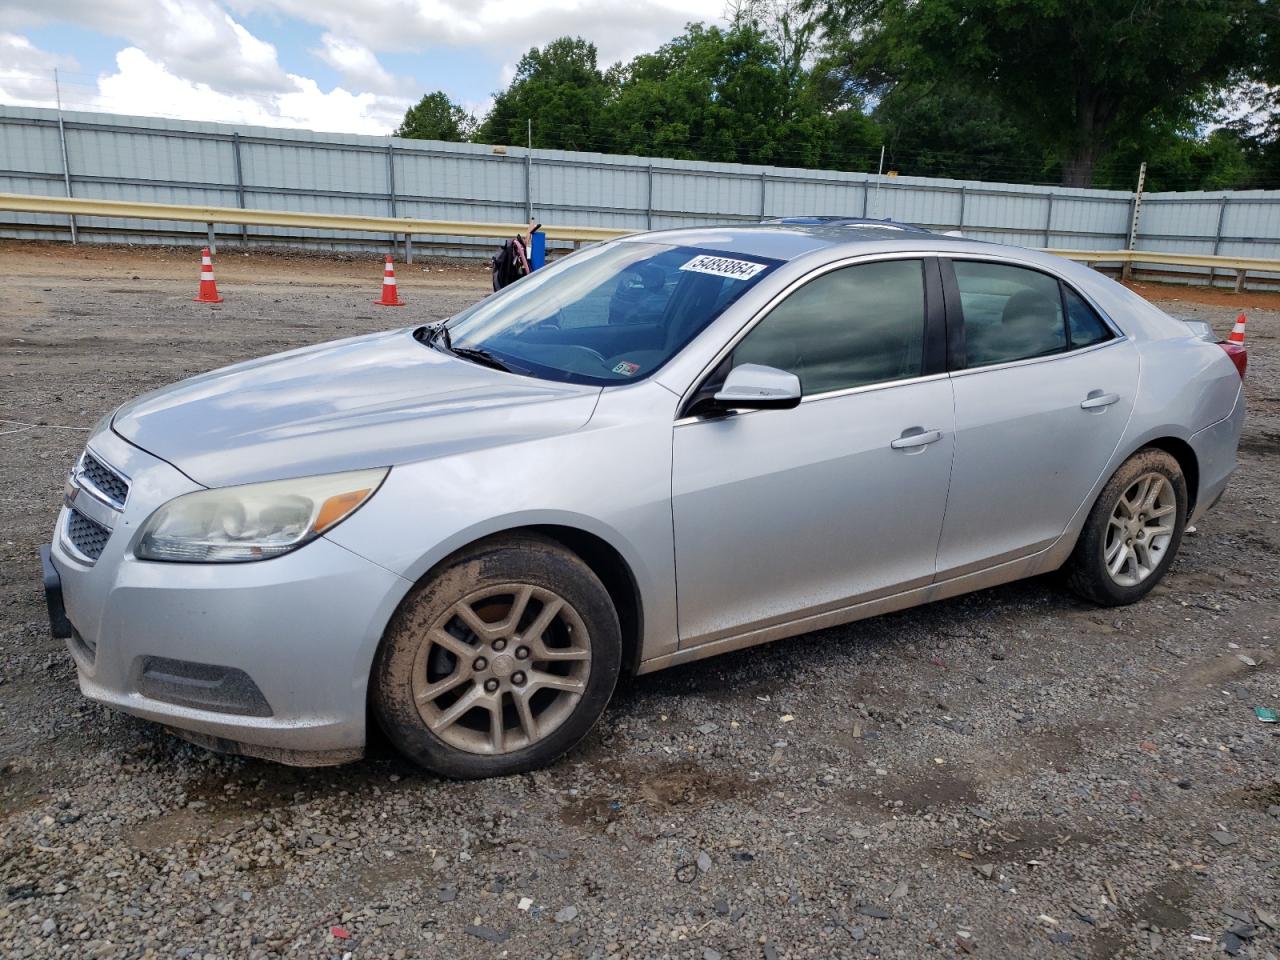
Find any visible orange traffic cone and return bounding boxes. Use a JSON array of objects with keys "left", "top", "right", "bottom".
[
  {"left": 192, "top": 248, "right": 223, "bottom": 303},
  {"left": 1228, "top": 312, "right": 1247, "bottom": 345},
  {"left": 374, "top": 255, "right": 404, "bottom": 306}
]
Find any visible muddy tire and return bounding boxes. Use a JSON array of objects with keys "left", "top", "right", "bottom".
[
  {"left": 372, "top": 534, "right": 621, "bottom": 779},
  {"left": 1064, "top": 448, "right": 1188, "bottom": 607}
]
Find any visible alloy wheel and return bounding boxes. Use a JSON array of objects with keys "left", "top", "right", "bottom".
[
  {"left": 1103, "top": 472, "right": 1177, "bottom": 588},
  {"left": 410, "top": 583, "right": 592, "bottom": 755}
]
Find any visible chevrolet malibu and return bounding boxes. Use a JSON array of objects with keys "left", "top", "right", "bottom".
[{"left": 43, "top": 224, "right": 1247, "bottom": 779}]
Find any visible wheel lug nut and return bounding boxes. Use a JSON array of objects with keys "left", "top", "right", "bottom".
[
  {"left": 493, "top": 639, "right": 507, "bottom": 652},
  {"left": 515, "top": 646, "right": 529, "bottom": 660},
  {"left": 484, "top": 679, "right": 499, "bottom": 693},
  {"left": 473, "top": 657, "right": 487, "bottom": 671},
  {"left": 512, "top": 672, "right": 526, "bottom": 686}
]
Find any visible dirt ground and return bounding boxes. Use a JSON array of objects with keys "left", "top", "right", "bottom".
[{"left": 0, "top": 240, "right": 1277, "bottom": 960}]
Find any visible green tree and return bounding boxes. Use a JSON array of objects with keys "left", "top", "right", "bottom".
[
  {"left": 603, "top": 22, "right": 879, "bottom": 169},
  {"left": 603, "top": 24, "right": 793, "bottom": 163},
  {"left": 869, "top": 82, "right": 1050, "bottom": 183},
  {"left": 729, "top": 0, "right": 823, "bottom": 91},
  {"left": 475, "top": 37, "right": 610, "bottom": 150},
  {"left": 395, "top": 91, "right": 475, "bottom": 142},
  {"left": 817, "top": 0, "right": 1261, "bottom": 186},
  {"left": 1095, "top": 114, "right": 1257, "bottom": 192}
]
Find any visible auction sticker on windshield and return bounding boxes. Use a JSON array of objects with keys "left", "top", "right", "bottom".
[{"left": 680, "top": 254, "right": 767, "bottom": 281}]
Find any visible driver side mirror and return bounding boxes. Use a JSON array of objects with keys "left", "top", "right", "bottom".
[{"left": 712, "top": 363, "right": 802, "bottom": 411}]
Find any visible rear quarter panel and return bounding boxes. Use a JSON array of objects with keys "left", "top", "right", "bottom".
[
  {"left": 1126, "top": 336, "right": 1242, "bottom": 443},
  {"left": 1031, "top": 308, "right": 1242, "bottom": 571}
]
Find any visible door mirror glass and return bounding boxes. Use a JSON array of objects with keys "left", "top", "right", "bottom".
[{"left": 713, "top": 363, "right": 802, "bottom": 411}]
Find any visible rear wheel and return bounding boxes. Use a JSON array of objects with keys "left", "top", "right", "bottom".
[
  {"left": 1064, "top": 448, "right": 1188, "bottom": 606},
  {"left": 373, "top": 535, "right": 621, "bottom": 778}
]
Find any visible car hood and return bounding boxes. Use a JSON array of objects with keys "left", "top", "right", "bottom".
[{"left": 111, "top": 328, "right": 601, "bottom": 487}]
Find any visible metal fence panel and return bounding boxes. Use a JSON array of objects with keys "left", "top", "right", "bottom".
[
  {"left": 0, "top": 120, "right": 64, "bottom": 176},
  {"left": 3, "top": 103, "right": 1280, "bottom": 281}
]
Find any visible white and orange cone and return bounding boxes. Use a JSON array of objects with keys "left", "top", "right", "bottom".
[
  {"left": 374, "top": 255, "right": 404, "bottom": 306},
  {"left": 193, "top": 247, "right": 223, "bottom": 303},
  {"left": 1228, "top": 312, "right": 1247, "bottom": 345}
]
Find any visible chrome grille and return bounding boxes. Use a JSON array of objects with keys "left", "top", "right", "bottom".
[
  {"left": 80, "top": 452, "right": 129, "bottom": 507},
  {"left": 67, "top": 509, "right": 110, "bottom": 561}
]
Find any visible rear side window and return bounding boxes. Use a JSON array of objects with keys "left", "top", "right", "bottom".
[
  {"left": 1063, "top": 286, "right": 1113, "bottom": 348},
  {"left": 731, "top": 259, "right": 926, "bottom": 395},
  {"left": 953, "top": 261, "right": 1065, "bottom": 366}
]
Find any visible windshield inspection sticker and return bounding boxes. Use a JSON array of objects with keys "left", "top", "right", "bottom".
[
  {"left": 612, "top": 360, "right": 641, "bottom": 377},
  {"left": 679, "top": 254, "right": 767, "bottom": 281}
]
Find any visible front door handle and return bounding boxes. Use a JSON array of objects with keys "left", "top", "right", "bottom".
[
  {"left": 890, "top": 428, "right": 943, "bottom": 450},
  {"left": 1080, "top": 391, "right": 1120, "bottom": 410}
]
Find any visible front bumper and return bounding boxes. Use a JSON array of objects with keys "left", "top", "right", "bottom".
[{"left": 49, "top": 428, "right": 410, "bottom": 763}]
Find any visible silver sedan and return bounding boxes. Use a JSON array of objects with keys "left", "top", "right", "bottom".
[{"left": 44, "top": 224, "right": 1247, "bottom": 778}]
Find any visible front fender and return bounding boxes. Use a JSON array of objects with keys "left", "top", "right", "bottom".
[{"left": 324, "top": 393, "right": 679, "bottom": 665}]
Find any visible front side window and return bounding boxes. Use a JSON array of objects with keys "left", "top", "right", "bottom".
[
  {"left": 729, "top": 258, "right": 927, "bottom": 396},
  {"left": 435, "top": 242, "right": 779, "bottom": 386}
]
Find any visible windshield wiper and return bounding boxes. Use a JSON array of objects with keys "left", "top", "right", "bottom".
[
  {"left": 419, "top": 322, "right": 519, "bottom": 374},
  {"left": 449, "top": 345, "right": 517, "bottom": 373}
]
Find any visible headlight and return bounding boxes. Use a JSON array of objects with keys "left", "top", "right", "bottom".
[{"left": 135, "top": 468, "right": 387, "bottom": 563}]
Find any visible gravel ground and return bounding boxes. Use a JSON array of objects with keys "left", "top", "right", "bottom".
[{"left": 1, "top": 243, "right": 1277, "bottom": 960}]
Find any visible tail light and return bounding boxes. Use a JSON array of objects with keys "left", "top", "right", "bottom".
[{"left": 1219, "top": 342, "right": 1247, "bottom": 380}]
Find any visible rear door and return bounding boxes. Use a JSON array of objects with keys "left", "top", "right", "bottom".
[{"left": 935, "top": 257, "right": 1140, "bottom": 578}]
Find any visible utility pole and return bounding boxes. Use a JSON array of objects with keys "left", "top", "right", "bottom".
[
  {"left": 525, "top": 119, "right": 533, "bottom": 222},
  {"left": 54, "top": 69, "right": 77, "bottom": 244},
  {"left": 1122, "top": 161, "right": 1147, "bottom": 281},
  {"left": 873, "top": 145, "right": 885, "bottom": 219}
]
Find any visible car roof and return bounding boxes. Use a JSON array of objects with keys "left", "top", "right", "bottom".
[
  {"left": 621, "top": 222, "right": 975, "bottom": 262},
  {"left": 760, "top": 216, "right": 932, "bottom": 233}
]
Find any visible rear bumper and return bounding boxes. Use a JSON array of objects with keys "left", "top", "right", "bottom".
[{"left": 1188, "top": 383, "right": 1245, "bottom": 524}]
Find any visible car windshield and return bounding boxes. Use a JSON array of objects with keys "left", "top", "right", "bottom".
[{"left": 433, "top": 241, "right": 780, "bottom": 385}]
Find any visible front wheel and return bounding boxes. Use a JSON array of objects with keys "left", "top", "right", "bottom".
[
  {"left": 1064, "top": 448, "right": 1188, "bottom": 606},
  {"left": 372, "top": 534, "right": 621, "bottom": 779}
]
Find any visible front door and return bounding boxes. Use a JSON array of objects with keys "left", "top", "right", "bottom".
[{"left": 671, "top": 257, "right": 956, "bottom": 646}]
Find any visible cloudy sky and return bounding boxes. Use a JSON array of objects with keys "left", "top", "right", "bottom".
[{"left": 0, "top": 0, "right": 728, "bottom": 135}]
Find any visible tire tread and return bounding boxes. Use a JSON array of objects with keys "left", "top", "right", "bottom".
[
  {"left": 1064, "top": 448, "right": 1187, "bottom": 607},
  {"left": 371, "top": 533, "right": 621, "bottom": 779}
]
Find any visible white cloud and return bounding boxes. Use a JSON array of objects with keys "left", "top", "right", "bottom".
[
  {"left": 96, "top": 46, "right": 410, "bottom": 132},
  {"left": 0, "top": 32, "right": 78, "bottom": 105},
  {"left": 2, "top": 0, "right": 291, "bottom": 93},
  {"left": 1, "top": 38, "right": 410, "bottom": 133},
  {"left": 0, "top": 0, "right": 731, "bottom": 134},
  {"left": 313, "top": 33, "right": 405, "bottom": 96},
  {"left": 230, "top": 0, "right": 727, "bottom": 70}
]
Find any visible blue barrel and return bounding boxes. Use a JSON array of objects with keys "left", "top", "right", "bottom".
[{"left": 530, "top": 230, "right": 546, "bottom": 270}]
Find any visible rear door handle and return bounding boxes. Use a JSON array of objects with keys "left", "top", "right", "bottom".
[
  {"left": 1080, "top": 391, "right": 1120, "bottom": 410},
  {"left": 890, "top": 428, "right": 943, "bottom": 450}
]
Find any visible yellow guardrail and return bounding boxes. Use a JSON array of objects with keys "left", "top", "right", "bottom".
[
  {"left": 1045, "top": 247, "right": 1280, "bottom": 291},
  {"left": 1046, "top": 248, "right": 1280, "bottom": 273},
  {"left": 0, "top": 192, "right": 630, "bottom": 244}
]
